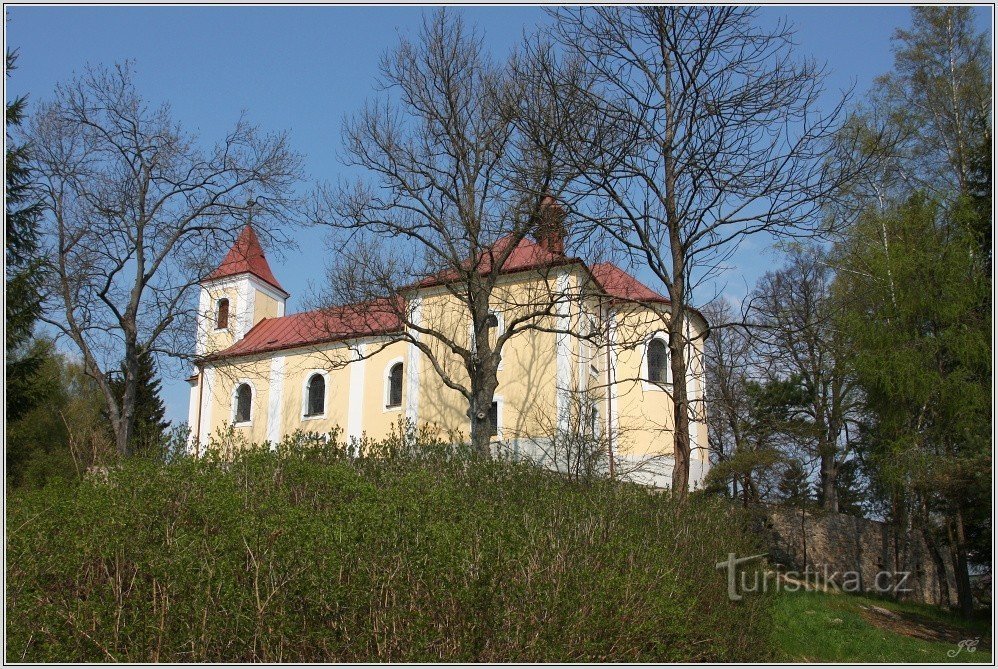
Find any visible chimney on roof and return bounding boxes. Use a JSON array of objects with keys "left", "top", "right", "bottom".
[{"left": 531, "top": 194, "right": 567, "bottom": 255}]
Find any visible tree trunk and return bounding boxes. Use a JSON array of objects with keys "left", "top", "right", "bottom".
[
  {"left": 669, "top": 310, "right": 691, "bottom": 495},
  {"left": 819, "top": 450, "right": 839, "bottom": 512},
  {"left": 949, "top": 505, "right": 975, "bottom": 617}
]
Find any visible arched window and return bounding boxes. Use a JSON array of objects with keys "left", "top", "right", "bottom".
[
  {"left": 235, "top": 383, "right": 252, "bottom": 423},
  {"left": 306, "top": 373, "right": 325, "bottom": 417},
  {"left": 216, "top": 298, "right": 229, "bottom": 329},
  {"left": 387, "top": 362, "right": 403, "bottom": 408},
  {"left": 648, "top": 338, "right": 669, "bottom": 384}
]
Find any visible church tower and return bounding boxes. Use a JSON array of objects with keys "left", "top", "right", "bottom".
[{"left": 195, "top": 224, "right": 289, "bottom": 357}]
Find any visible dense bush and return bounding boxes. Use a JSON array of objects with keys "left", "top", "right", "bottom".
[{"left": 7, "top": 432, "right": 772, "bottom": 662}]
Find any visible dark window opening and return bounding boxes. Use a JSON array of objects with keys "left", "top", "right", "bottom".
[
  {"left": 235, "top": 383, "right": 252, "bottom": 423},
  {"left": 306, "top": 374, "right": 325, "bottom": 416},
  {"left": 488, "top": 401, "right": 499, "bottom": 437},
  {"left": 589, "top": 403, "right": 600, "bottom": 437},
  {"left": 387, "top": 362, "right": 403, "bottom": 408},
  {"left": 216, "top": 298, "right": 229, "bottom": 329},
  {"left": 648, "top": 339, "right": 668, "bottom": 384}
]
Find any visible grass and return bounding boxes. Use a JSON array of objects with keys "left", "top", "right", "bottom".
[{"left": 773, "top": 588, "right": 992, "bottom": 663}]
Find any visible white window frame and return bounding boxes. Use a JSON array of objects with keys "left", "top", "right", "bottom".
[
  {"left": 383, "top": 357, "right": 405, "bottom": 412},
  {"left": 214, "top": 297, "right": 231, "bottom": 331},
  {"left": 469, "top": 311, "right": 505, "bottom": 370},
  {"left": 641, "top": 332, "right": 672, "bottom": 391},
  {"left": 301, "top": 370, "right": 329, "bottom": 421},
  {"left": 231, "top": 379, "right": 256, "bottom": 426}
]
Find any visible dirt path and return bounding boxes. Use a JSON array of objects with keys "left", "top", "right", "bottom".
[{"left": 859, "top": 604, "right": 990, "bottom": 650}]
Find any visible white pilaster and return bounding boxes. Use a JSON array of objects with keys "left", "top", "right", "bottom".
[
  {"left": 195, "top": 286, "right": 211, "bottom": 356},
  {"left": 267, "top": 355, "right": 286, "bottom": 448},
  {"left": 186, "top": 375, "right": 200, "bottom": 454},
  {"left": 607, "top": 307, "right": 619, "bottom": 454},
  {"left": 405, "top": 298, "right": 422, "bottom": 425},
  {"left": 555, "top": 271, "right": 571, "bottom": 433},
  {"left": 198, "top": 366, "right": 215, "bottom": 446},
  {"left": 347, "top": 344, "right": 366, "bottom": 442}
]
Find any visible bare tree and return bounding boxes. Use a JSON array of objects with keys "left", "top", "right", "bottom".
[
  {"left": 750, "top": 247, "right": 863, "bottom": 512},
  {"left": 549, "top": 6, "right": 874, "bottom": 494},
  {"left": 702, "top": 299, "right": 753, "bottom": 499},
  {"left": 312, "top": 12, "right": 593, "bottom": 456},
  {"left": 29, "top": 63, "right": 303, "bottom": 457}
]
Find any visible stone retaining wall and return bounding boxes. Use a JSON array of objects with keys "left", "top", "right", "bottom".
[{"left": 760, "top": 507, "right": 958, "bottom": 607}]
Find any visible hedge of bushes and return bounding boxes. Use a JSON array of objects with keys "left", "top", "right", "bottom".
[{"left": 7, "top": 434, "right": 772, "bottom": 662}]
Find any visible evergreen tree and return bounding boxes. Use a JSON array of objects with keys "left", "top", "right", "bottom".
[
  {"left": 777, "top": 459, "right": 812, "bottom": 508},
  {"left": 836, "top": 193, "right": 989, "bottom": 617},
  {"left": 5, "top": 49, "right": 46, "bottom": 423},
  {"left": 109, "top": 347, "right": 170, "bottom": 456}
]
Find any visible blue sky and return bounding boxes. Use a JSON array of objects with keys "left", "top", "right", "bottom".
[{"left": 7, "top": 5, "right": 992, "bottom": 426}]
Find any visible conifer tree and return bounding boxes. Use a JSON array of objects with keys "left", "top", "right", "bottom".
[
  {"left": 6, "top": 49, "right": 46, "bottom": 423},
  {"left": 109, "top": 348, "right": 170, "bottom": 456}
]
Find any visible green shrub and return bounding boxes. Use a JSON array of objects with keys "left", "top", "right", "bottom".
[{"left": 7, "top": 436, "right": 772, "bottom": 662}]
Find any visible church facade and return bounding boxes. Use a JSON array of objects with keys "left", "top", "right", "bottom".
[{"left": 187, "top": 225, "right": 710, "bottom": 489}]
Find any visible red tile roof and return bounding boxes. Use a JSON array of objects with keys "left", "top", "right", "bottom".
[
  {"left": 416, "top": 236, "right": 578, "bottom": 288},
  {"left": 204, "top": 225, "right": 288, "bottom": 295},
  {"left": 208, "top": 298, "right": 402, "bottom": 360},
  {"left": 590, "top": 262, "right": 670, "bottom": 304},
  {"left": 205, "top": 240, "right": 695, "bottom": 361}
]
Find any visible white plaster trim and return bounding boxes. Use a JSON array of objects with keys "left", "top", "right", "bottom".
[
  {"left": 405, "top": 297, "right": 422, "bottom": 424},
  {"left": 235, "top": 280, "right": 255, "bottom": 341},
  {"left": 231, "top": 378, "right": 257, "bottom": 427},
  {"left": 200, "top": 274, "right": 287, "bottom": 344},
  {"left": 641, "top": 331, "right": 672, "bottom": 391},
  {"left": 267, "top": 357, "right": 286, "bottom": 447},
  {"left": 554, "top": 271, "right": 571, "bottom": 433},
  {"left": 186, "top": 374, "right": 200, "bottom": 453},
  {"left": 195, "top": 286, "right": 211, "bottom": 356},
  {"left": 202, "top": 273, "right": 289, "bottom": 302},
  {"left": 300, "top": 368, "right": 329, "bottom": 420},
  {"left": 347, "top": 344, "right": 366, "bottom": 442},
  {"left": 491, "top": 394, "right": 505, "bottom": 441},
  {"left": 383, "top": 356, "right": 405, "bottom": 412},
  {"left": 198, "top": 366, "right": 215, "bottom": 445},
  {"left": 607, "top": 308, "right": 619, "bottom": 454},
  {"left": 685, "top": 319, "right": 705, "bottom": 467}
]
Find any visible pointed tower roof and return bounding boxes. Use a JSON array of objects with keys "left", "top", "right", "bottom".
[{"left": 204, "top": 224, "right": 288, "bottom": 296}]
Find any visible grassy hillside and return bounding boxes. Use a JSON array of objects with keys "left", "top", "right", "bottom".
[
  {"left": 6, "top": 437, "right": 771, "bottom": 662},
  {"left": 773, "top": 589, "right": 992, "bottom": 663}
]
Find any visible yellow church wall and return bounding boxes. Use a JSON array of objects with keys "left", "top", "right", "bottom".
[
  {"left": 254, "top": 290, "right": 282, "bottom": 324},
  {"left": 608, "top": 305, "right": 709, "bottom": 464},
  {"left": 277, "top": 347, "right": 353, "bottom": 439},
  {"left": 191, "top": 262, "right": 709, "bottom": 488},
  {"left": 358, "top": 339, "right": 410, "bottom": 441}
]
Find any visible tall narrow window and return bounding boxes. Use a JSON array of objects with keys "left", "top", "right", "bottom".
[
  {"left": 306, "top": 374, "right": 325, "bottom": 416},
  {"left": 488, "top": 401, "right": 499, "bottom": 437},
  {"left": 235, "top": 383, "right": 252, "bottom": 423},
  {"left": 648, "top": 338, "right": 669, "bottom": 384},
  {"left": 387, "top": 362, "right": 403, "bottom": 408},
  {"left": 485, "top": 313, "right": 499, "bottom": 344},
  {"left": 216, "top": 298, "right": 229, "bottom": 329},
  {"left": 589, "top": 403, "right": 600, "bottom": 437}
]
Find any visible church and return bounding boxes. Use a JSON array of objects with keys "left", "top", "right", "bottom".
[{"left": 186, "top": 224, "right": 710, "bottom": 489}]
